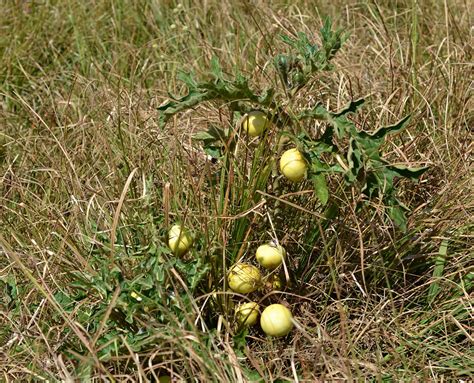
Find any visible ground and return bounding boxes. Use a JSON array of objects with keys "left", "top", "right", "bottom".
[{"left": 0, "top": 1, "right": 472, "bottom": 381}]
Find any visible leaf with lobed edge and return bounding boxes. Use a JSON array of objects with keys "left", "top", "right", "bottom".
[
  {"left": 383, "top": 163, "right": 429, "bottom": 180},
  {"left": 158, "top": 58, "right": 275, "bottom": 128}
]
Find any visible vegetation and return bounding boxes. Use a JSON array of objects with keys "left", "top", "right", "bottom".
[{"left": 1, "top": 0, "right": 472, "bottom": 381}]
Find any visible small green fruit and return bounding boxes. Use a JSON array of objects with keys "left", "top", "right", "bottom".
[
  {"left": 242, "top": 111, "right": 271, "bottom": 137},
  {"left": 268, "top": 275, "right": 283, "bottom": 290},
  {"left": 228, "top": 263, "right": 261, "bottom": 294},
  {"left": 279, "top": 148, "right": 307, "bottom": 182},
  {"left": 168, "top": 224, "right": 193, "bottom": 256},
  {"left": 235, "top": 302, "right": 260, "bottom": 326},
  {"left": 260, "top": 304, "right": 294, "bottom": 337},
  {"left": 256, "top": 242, "right": 286, "bottom": 270}
]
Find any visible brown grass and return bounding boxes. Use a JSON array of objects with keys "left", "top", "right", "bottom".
[{"left": 1, "top": 0, "right": 472, "bottom": 381}]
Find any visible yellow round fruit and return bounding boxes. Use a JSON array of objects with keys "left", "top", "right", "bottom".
[
  {"left": 242, "top": 111, "right": 271, "bottom": 137},
  {"left": 260, "top": 304, "right": 294, "bottom": 337},
  {"left": 228, "top": 263, "right": 261, "bottom": 294},
  {"left": 168, "top": 224, "right": 193, "bottom": 256},
  {"left": 279, "top": 148, "right": 308, "bottom": 182},
  {"left": 235, "top": 302, "right": 260, "bottom": 326},
  {"left": 256, "top": 242, "right": 286, "bottom": 270},
  {"left": 158, "top": 376, "right": 171, "bottom": 383}
]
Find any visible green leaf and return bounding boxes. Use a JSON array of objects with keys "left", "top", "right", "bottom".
[
  {"left": 309, "top": 156, "right": 326, "bottom": 171},
  {"left": 192, "top": 131, "right": 216, "bottom": 141},
  {"left": 298, "top": 99, "right": 364, "bottom": 139},
  {"left": 332, "top": 117, "right": 354, "bottom": 138},
  {"left": 232, "top": 327, "right": 249, "bottom": 357},
  {"left": 355, "top": 115, "right": 411, "bottom": 156},
  {"left": 384, "top": 163, "right": 428, "bottom": 180},
  {"left": 365, "top": 115, "right": 411, "bottom": 140},
  {"left": 274, "top": 54, "right": 291, "bottom": 87},
  {"left": 210, "top": 56, "right": 223, "bottom": 79},
  {"left": 174, "top": 258, "right": 210, "bottom": 291},
  {"left": 133, "top": 273, "right": 154, "bottom": 290},
  {"left": 276, "top": 20, "right": 348, "bottom": 89},
  {"left": 320, "top": 17, "right": 350, "bottom": 63},
  {"left": 0, "top": 273, "right": 18, "bottom": 306},
  {"left": 388, "top": 203, "right": 408, "bottom": 231},
  {"left": 206, "top": 124, "right": 229, "bottom": 140},
  {"left": 427, "top": 239, "right": 448, "bottom": 304},
  {"left": 281, "top": 32, "right": 316, "bottom": 56},
  {"left": 157, "top": 62, "right": 276, "bottom": 127},
  {"left": 332, "top": 98, "right": 365, "bottom": 118},
  {"left": 349, "top": 115, "right": 412, "bottom": 161},
  {"left": 193, "top": 125, "right": 230, "bottom": 159},
  {"left": 204, "top": 146, "right": 222, "bottom": 159},
  {"left": 323, "top": 202, "right": 339, "bottom": 220},
  {"left": 177, "top": 70, "right": 198, "bottom": 88},
  {"left": 362, "top": 171, "right": 382, "bottom": 198},
  {"left": 330, "top": 99, "right": 365, "bottom": 139},
  {"left": 158, "top": 88, "right": 211, "bottom": 127},
  {"left": 319, "top": 125, "right": 334, "bottom": 146},
  {"left": 346, "top": 138, "right": 363, "bottom": 182},
  {"left": 374, "top": 167, "right": 396, "bottom": 194},
  {"left": 300, "top": 132, "right": 334, "bottom": 155},
  {"left": 297, "top": 103, "right": 331, "bottom": 121},
  {"left": 54, "top": 291, "right": 75, "bottom": 312},
  {"left": 312, "top": 173, "right": 329, "bottom": 205},
  {"left": 242, "top": 368, "right": 264, "bottom": 383}
]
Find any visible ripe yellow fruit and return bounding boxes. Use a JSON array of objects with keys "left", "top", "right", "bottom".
[
  {"left": 242, "top": 111, "right": 271, "bottom": 137},
  {"left": 235, "top": 302, "right": 260, "bottom": 326},
  {"left": 260, "top": 304, "right": 294, "bottom": 337},
  {"left": 228, "top": 263, "right": 261, "bottom": 294},
  {"left": 168, "top": 224, "right": 193, "bottom": 256},
  {"left": 279, "top": 148, "right": 308, "bottom": 182},
  {"left": 256, "top": 242, "right": 286, "bottom": 270}
]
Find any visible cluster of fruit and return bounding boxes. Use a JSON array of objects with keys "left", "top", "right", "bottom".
[
  {"left": 167, "top": 110, "right": 303, "bottom": 337},
  {"left": 227, "top": 244, "right": 293, "bottom": 337},
  {"left": 244, "top": 111, "right": 308, "bottom": 182}
]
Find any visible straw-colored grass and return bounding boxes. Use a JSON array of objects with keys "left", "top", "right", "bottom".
[{"left": 1, "top": 1, "right": 472, "bottom": 381}]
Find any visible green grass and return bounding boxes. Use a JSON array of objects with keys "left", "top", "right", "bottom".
[{"left": 1, "top": 0, "right": 473, "bottom": 381}]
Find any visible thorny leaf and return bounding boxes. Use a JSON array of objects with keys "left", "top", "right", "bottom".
[
  {"left": 298, "top": 100, "right": 426, "bottom": 230},
  {"left": 158, "top": 58, "right": 275, "bottom": 127}
]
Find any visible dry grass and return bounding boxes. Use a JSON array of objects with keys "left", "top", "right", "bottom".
[{"left": 1, "top": 0, "right": 473, "bottom": 381}]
